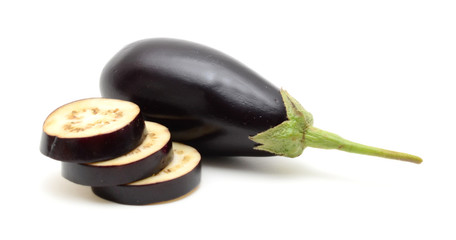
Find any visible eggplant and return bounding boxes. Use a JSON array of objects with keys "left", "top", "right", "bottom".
[
  {"left": 61, "top": 121, "right": 173, "bottom": 186},
  {"left": 40, "top": 98, "right": 146, "bottom": 163},
  {"left": 92, "top": 142, "right": 201, "bottom": 205},
  {"left": 100, "top": 38, "right": 422, "bottom": 164}
]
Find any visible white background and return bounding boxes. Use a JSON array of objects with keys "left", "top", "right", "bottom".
[{"left": 1, "top": 1, "right": 455, "bottom": 239}]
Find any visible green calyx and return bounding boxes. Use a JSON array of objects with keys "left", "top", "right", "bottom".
[
  {"left": 249, "top": 89, "right": 312, "bottom": 158},
  {"left": 249, "top": 89, "right": 422, "bottom": 164}
]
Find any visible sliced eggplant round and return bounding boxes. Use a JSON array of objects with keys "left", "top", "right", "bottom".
[
  {"left": 92, "top": 142, "right": 201, "bottom": 205},
  {"left": 62, "top": 121, "right": 173, "bottom": 186},
  {"left": 40, "top": 98, "right": 146, "bottom": 163}
]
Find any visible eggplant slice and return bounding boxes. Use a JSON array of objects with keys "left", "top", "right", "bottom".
[
  {"left": 92, "top": 142, "right": 201, "bottom": 205},
  {"left": 62, "top": 121, "right": 172, "bottom": 186},
  {"left": 40, "top": 98, "right": 146, "bottom": 163}
]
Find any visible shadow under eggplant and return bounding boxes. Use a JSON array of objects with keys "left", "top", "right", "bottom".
[{"left": 200, "top": 156, "right": 351, "bottom": 181}]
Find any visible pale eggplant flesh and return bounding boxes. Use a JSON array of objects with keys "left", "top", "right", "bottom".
[
  {"left": 92, "top": 142, "right": 201, "bottom": 205},
  {"left": 40, "top": 98, "right": 146, "bottom": 163},
  {"left": 62, "top": 121, "right": 173, "bottom": 186}
]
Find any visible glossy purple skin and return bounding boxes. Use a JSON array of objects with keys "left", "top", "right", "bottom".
[
  {"left": 100, "top": 38, "right": 287, "bottom": 156},
  {"left": 40, "top": 113, "right": 146, "bottom": 163},
  {"left": 92, "top": 162, "right": 201, "bottom": 205},
  {"left": 61, "top": 141, "right": 173, "bottom": 187}
]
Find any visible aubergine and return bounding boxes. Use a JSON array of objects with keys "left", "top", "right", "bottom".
[
  {"left": 92, "top": 142, "right": 201, "bottom": 205},
  {"left": 100, "top": 38, "right": 422, "bottom": 164},
  {"left": 61, "top": 121, "right": 173, "bottom": 186},
  {"left": 40, "top": 98, "right": 146, "bottom": 163}
]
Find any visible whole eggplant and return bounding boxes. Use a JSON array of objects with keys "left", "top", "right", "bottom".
[{"left": 100, "top": 38, "right": 422, "bottom": 163}]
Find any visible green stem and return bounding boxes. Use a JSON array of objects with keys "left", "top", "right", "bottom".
[
  {"left": 249, "top": 89, "right": 422, "bottom": 164},
  {"left": 305, "top": 127, "right": 423, "bottom": 164}
]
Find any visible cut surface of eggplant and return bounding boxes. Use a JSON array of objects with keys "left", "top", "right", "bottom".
[
  {"left": 40, "top": 98, "right": 146, "bottom": 163},
  {"left": 62, "top": 121, "right": 172, "bottom": 186},
  {"left": 92, "top": 142, "right": 201, "bottom": 205}
]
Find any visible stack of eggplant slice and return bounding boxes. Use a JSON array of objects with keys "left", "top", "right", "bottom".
[{"left": 40, "top": 98, "right": 201, "bottom": 205}]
